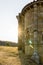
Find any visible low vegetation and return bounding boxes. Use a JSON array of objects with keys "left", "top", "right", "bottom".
[
  {"left": 0, "top": 41, "right": 18, "bottom": 47},
  {"left": 0, "top": 46, "right": 21, "bottom": 65}
]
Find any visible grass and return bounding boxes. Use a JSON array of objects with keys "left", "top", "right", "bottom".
[{"left": 0, "top": 46, "right": 21, "bottom": 65}]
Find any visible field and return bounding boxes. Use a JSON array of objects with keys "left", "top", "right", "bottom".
[{"left": 0, "top": 46, "right": 21, "bottom": 65}]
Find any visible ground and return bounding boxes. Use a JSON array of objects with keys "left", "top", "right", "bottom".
[
  {"left": 0, "top": 46, "right": 42, "bottom": 65},
  {"left": 0, "top": 46, "right": 21, "bottom": 65}
]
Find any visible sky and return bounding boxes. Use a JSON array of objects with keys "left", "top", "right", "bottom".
[{"left": 0, "top": 0, "right": 33, "bottom": 43}]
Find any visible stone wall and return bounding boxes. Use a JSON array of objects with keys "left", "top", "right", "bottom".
[{"left": 17, "top": 1, "right": 43, "bottom": 62}]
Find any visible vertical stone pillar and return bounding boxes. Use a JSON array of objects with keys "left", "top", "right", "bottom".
[
  {"left": 16, "top": 13, "right": 22, "bottom": 50},
  {"left": 31, "top": 4, "right": 40, "bottom": 64},
  {"left": 21, "top": 15, "right": 25, "bottom": 53},
  {"left": 17, "top": 13, "right": 25, "bottom": 52},
  {"left": 33, "top": 4, "right": 38, "bottom": 54}
]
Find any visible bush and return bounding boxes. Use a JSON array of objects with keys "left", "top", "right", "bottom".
[{"left": 6, "top": 43, "right": 10, "bottom": 46}]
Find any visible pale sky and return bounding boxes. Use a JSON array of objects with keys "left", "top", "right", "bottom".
[{"left": 0, "top": 0, "right": 33, "bottom": 43}]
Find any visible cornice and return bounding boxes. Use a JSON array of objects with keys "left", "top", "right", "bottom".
[{"left": 21, "top": 0, "right": 43, "bottom": 16}]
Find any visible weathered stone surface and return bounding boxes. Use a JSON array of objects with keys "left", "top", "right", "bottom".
[{"left": 17, "top": 0, "right": 43, "bottom": 63}]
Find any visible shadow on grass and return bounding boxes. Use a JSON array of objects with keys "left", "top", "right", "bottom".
[{"left": 0, "top": 63, "right": 2, "bottom": 65}]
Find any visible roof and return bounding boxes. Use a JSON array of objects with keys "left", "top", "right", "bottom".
[{"left": 21, "top": 0, "right": 43, "bottom": 15}]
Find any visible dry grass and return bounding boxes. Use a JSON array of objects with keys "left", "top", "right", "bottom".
[{"left": 0, "top": 46, "right": 21, "bottom": 65}]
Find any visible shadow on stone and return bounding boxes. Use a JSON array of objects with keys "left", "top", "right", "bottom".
[{"left": 18, "top": 50, "right": 40, "bottom": 65}]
